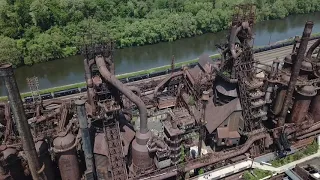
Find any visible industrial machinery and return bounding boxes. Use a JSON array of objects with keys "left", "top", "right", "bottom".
[{"left": 2, "top": 4, "right": 320, "bottom": 180}]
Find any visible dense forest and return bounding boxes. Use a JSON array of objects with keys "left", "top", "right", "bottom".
[{"left": 1, "top": 0, "right": 320, "bottom": 67}]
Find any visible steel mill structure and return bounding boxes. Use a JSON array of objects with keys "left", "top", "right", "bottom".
[{"left": 1, "top": 4, "right": 320, "bottom": 180}]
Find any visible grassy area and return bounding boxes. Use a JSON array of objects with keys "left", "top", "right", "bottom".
[
  {"left": 243, "top": 169, "right": 273, "bottom": 180},
  {"left": 271, "top": 140, "right": 318, "bottom": 167},
  {"left": 243, "top": 140, "right": 318, "bottom": 180}
]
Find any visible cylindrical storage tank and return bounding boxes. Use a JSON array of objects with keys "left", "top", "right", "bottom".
[
  {"left": 53, "top": 133, "right": 80, "bottom": 180},
  {"left": 35, "top": 141, "right": 55, "bottom": 180},
  {"left": 310, "top": 90, "right": 320, "bottom": 122},
  {"left": 291, "top": 86, "right": 316, "bottom": 125},
  {"left": 1, "top": 147, "right": 25, "bottom": 179},
  {"left": 132, "top": 131, "right": 153, "bottom": 171}
]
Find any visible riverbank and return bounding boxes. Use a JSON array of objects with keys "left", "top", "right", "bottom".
[
  {"left": 1, "top": 0, "right": 320, "bottom": 68},
  {"left": 1, "top": 33, "right": 320, "bottom": 101}
]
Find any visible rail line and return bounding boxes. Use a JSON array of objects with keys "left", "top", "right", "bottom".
[{"left": 16, "top": 37, "right": 320, "bottom": 103}]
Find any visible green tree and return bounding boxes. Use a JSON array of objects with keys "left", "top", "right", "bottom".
[{"left": 0, "top": 36, "right": 23, "bottom": 66}]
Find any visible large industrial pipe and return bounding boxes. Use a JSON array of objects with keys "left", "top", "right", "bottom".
[
  {"left": 84, "top": 59, "right": 96, "bottom": 115},
  {"left": 278, "top": 21, "right": 314, "bottom": 127},
  {"left": 0, "top": 64, "right": 45, "bottom": 180},
  {"left": 128, "top": 86, "right": 142, "bottom": 97},
  {"left": 96, "top": 56, "right": 148, "bottom": 134},
  {"left": 306, "top": 38, "right": 320, "bottom": 58},
  {"left": 95, "top": 55, "right": 153, "bottom": 170},
  {"left": 75, "top": 100, "right": 95, "bottom": 177},
  {"left": 154, "top": 71, "right": 183, "bottom": 97},
  {"left": 140, "top": 132, "right": 270, "bottom": 180}
]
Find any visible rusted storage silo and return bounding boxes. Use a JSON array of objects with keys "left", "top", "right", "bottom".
[
  {"left": 35, "top": 141, "right": 55, "bottom": 180},
  {"left": 53, "top": 133, "right": 80, "bottom": 180},
  {"left": 291, "top": 85, "right": 316, "bottom": 125},
  {"left": 1, "top": 147, "right": 25, "bottom": 179}
]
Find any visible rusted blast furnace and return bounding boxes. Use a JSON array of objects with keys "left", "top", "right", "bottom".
[
  {"left": 5, "top": 5, "right": 320, "bottom": 180},
  {"left": 53, "top": 133, "right": 80, "bottom": 180}
]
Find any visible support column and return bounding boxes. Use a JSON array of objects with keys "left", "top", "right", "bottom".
[
  {"left": 75, "top": 100, "right": 95, "bottom": 179},
  {"left": 0, "top": 64, "right": 45, "bottom": 180}
]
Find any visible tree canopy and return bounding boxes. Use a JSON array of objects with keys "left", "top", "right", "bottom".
[{"left": 0, "top": 0, "right": 320, "bottom": 67}]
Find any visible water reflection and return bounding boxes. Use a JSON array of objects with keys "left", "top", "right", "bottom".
[{"left": 1, "top": 12, "right": 320, "bottom": 95}]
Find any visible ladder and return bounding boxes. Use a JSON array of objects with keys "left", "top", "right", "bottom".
[{"left": 104, "top": 120, "right": 128, "bottom": 180}]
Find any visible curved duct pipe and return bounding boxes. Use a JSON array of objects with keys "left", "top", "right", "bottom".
[
  {"left": 306, "top": 38, "right": 320, "bottom": 58},
  {"left": 42, "top": 100, "right": 63, "bottom": 107},
  {"left": 104, "top": 57, "right": 115, "bottom": 75},
  {"left": 95, "top": 55, "right": 148, "bottom": 134},
  {"left": 128, "top": 86, "right": 141, "bottom": 97},
  {"left": 154, "top": 71, "right": 183, "bottom": 97},
  {"left": 28, "top": 110, "right": 60, "bottom": 124},
  {"left": 229, "top": 22, "right": 253, "bottom": 59}
]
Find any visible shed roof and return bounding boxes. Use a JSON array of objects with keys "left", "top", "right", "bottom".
[{"left": 205, "top": 98, "right": 242, "bottom": 133}]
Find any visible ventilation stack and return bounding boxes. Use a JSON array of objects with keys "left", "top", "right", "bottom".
[{"left": 0, "top": 64, "right": 45, "bottom": 180}]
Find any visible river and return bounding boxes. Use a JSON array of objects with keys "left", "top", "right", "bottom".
[{"left": 1, "top": 12, "right": 320, "bottom": 96}]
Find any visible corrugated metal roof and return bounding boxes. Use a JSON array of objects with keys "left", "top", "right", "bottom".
[{"left": 205, "top": 98, "right": 242, "bottom": 133}]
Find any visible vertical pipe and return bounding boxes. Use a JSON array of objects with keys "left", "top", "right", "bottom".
[
  {"left": 264, "top": 59, "right": 279, "bottom": 119},
  {"left": 278, "top": 21, "right": 314, "bottom": 127},
  {"left": 75, "top": 100, "right": 95, "bottom": 177},
  {"left": 0, "top": 64, "right": 45, "bottom": 180}
]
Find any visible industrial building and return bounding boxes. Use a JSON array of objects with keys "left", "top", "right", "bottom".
[{"left": 1, "top": 4, "right": 320, "bottom": 180}]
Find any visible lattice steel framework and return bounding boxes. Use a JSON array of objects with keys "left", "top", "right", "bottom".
[{"left": 26, "top": 76, "right": 41, "bottom": 103}]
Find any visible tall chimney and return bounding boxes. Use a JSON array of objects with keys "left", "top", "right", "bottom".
[
  {"left": 0, "top": 64, "right": 45, "bottom": 180},
  {"left": 278, "top": 21, "right": 314, "bottom": 127}
]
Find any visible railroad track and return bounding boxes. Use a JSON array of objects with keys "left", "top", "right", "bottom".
[{"left": 26, "top": 38, "right": 319, "bottom": 103}]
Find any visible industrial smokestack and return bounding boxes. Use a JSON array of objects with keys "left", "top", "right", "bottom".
[
  {"left": 0, "top": 64, "right": 45, "bottom": 180},
  {"left": 278, "top": 21, "right": 314, "bottom": 127}
]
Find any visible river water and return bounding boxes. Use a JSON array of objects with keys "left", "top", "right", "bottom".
[{"left": 1, "top": 12, "right": 320, "bottom": 96}]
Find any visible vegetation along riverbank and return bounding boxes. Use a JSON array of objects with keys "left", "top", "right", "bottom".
[{"left": 0, "top": 0, "right": 320, "bottom": 67}]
